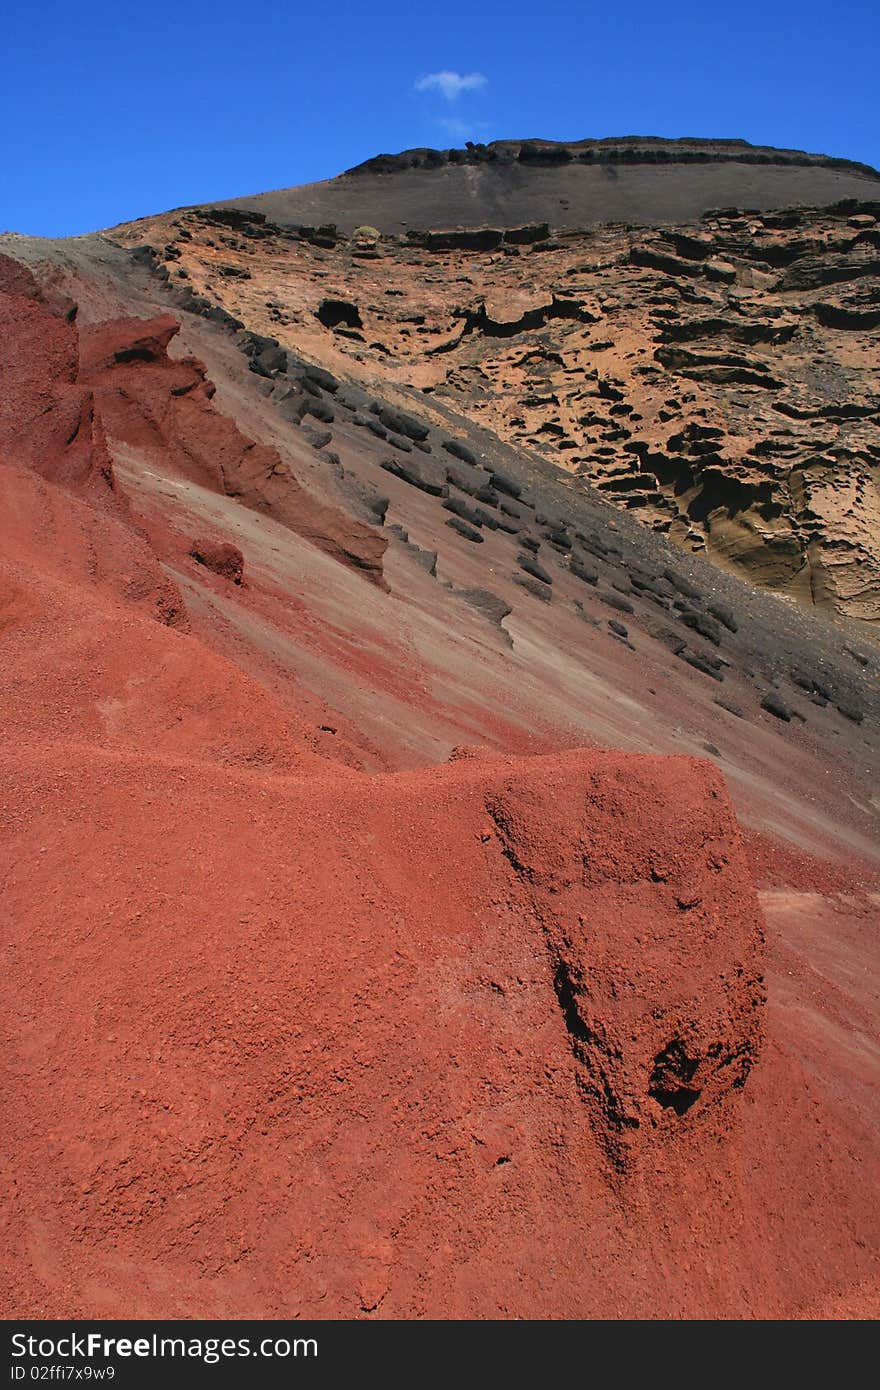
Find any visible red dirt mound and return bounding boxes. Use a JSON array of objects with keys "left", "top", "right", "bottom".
[
  {"left": 485, "top": 758, "right": 765, "bottom": 1170},
  {"left": 189, "top": 538, "right": 245, "bottom": 584},
  {"left": 1, "top": 708, "right": 768, "bottom": 1318}
]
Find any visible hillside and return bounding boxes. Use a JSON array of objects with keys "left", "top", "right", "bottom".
[
  {"left": 111, "top": 154, "right": 880, "bottom": 625},
  {"left": 1, "top": 136, "right": 879, "bottom": 1320},
  {"left": 220, "top": 136, "right": 880, "bottom": 235}
]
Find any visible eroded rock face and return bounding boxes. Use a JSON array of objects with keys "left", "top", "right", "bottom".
[
  {"left": 79, "top": 314, "right": 387, "bottom": 587},
  {"left": 110, "top": 194, "right": 880, "bottom": 624},
  {"left": 0, "top": 254, "right": 185, "bottom": 628},
  {"left": 0, "top": 254, "right": 114, "bottom": 496},
  {"left": 484, "top": 752, "right": 765, "bottom": 1171},
  {"left": 0, "top": 258, "right": 387, "bottom": 628}
]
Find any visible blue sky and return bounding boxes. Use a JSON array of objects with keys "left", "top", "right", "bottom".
[{"left": 3, "top": 0, "right": 878, "bottom": 236}]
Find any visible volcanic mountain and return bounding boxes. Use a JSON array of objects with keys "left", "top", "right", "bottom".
[
  {"left": 224, "top": 135, "right": 880, "bottom": 234},
  {"left": 114, "top": 136, "right": 880, "bottom": 625},
  {"left": 1, "top": 137, "right": 878, "bottom": 1320}
]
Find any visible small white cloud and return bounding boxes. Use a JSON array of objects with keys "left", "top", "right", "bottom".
[{"left": 415, "top": 70, "right": 487, "bottom": 102}]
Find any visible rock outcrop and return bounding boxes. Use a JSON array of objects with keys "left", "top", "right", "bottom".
[
  {"left": 110, "top": 195, "right": 880, "bottom": 624},
  {"left": 79, "top": 313, "right": 387, "bottom": 586}
]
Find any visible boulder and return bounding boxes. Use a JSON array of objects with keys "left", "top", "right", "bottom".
[
  {"left": 381, "top": 456, "right": 448, "bottom": 496},
  {"left": 376, "top": 405, "right": 430, "bottom": 442},
  {"left": 446, "top": 517, "right": 483, "bottom": 543},
  {"left": 190, "top": 540, "right": 244, "bottom": 584}
]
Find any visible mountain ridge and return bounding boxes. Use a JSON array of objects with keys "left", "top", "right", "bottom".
[
  {"left": 346, "top": 134, "right": 880, "bottom": 180},
  {"left": 216, "top": 136, "right": 880, "bottom": 237}
]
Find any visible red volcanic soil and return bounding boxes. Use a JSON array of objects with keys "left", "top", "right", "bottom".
[{"left": 1, "top": 254, "right": 878, "bottom": 1319}]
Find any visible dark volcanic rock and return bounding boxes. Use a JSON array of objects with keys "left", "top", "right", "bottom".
[
  {"left": 454, "top": 587, "right": 513, "bottom": 629},
  {"left": 714, "top": 697, "right": 744, "bottom": 718},
  {"left": 597, "top": 591, "right": 635, "bottom": 615},
  {"left": 570, "top": 559, "right": 599, "bottom": 586},
  {"left": 678, "top": 608, "right": 723, "bottom": 646},
  {"left": 303, "top": 427, "right": 332, "bottom": 450},
  {"left": 446, "top": 516, "right": 484, "bottom": 543},
  {"left": 814, "top": 300, "right": 880, "bottom": 330},
  {"left": 663, "top": 569, "right": 702, "bottom": 601},
  {"left": 761, "top": 694, "right": 793, "bottom": 722},
  {"left": 517, "top": 553, "right": 553, "bottom": 585},
  {"left": 376, "top": 405, "right": 430, "bottom": 442},
  {"left": 250, "top": 344, "right": 288, "bottom": 377},
  {"left": 446, "top": 460, "right": 492, "bottom": 496},
  {"left": 708, "top": 602, "right": 738, "bottom": 633},
  {"left": 490, "top": 468, "right": 523, "bottom": 499},
  {"left": 301, "top": 365, "right": 340, "bottom": 393},
  {"left": 381, "top": 456, "right": 448, "bottom": 495},
  {"left": 514, "top": 573, "right": 553, "bottom": 602},
  {"left": 411, "top": 228, "right": 504, "bottom": 252},
  {"left": 681, "top": 651, "right": 724, "bottom": 681},
  {"left": 836, "top": 702, "right": 865, "bottom": 724},
  {"left": 631, "top": 246, "right": 703, "bottom": 279},
  {"left": 443, "top": 496, "right": 485, "bottom": 528},
  {"left": 443, "top": 438, "right": 478, "bottom": 466}
]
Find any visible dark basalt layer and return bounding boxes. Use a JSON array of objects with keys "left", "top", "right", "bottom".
[
  {"left": 220, "top": 139, "right": 880, "bottom": 237},
  {"left": 346, "top": 136, "right": 880, "bottom": 180}
]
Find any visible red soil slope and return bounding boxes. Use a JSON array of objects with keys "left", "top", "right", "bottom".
[{"left": 1, "top": 255, "right": 877, "bottom": 1319}]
